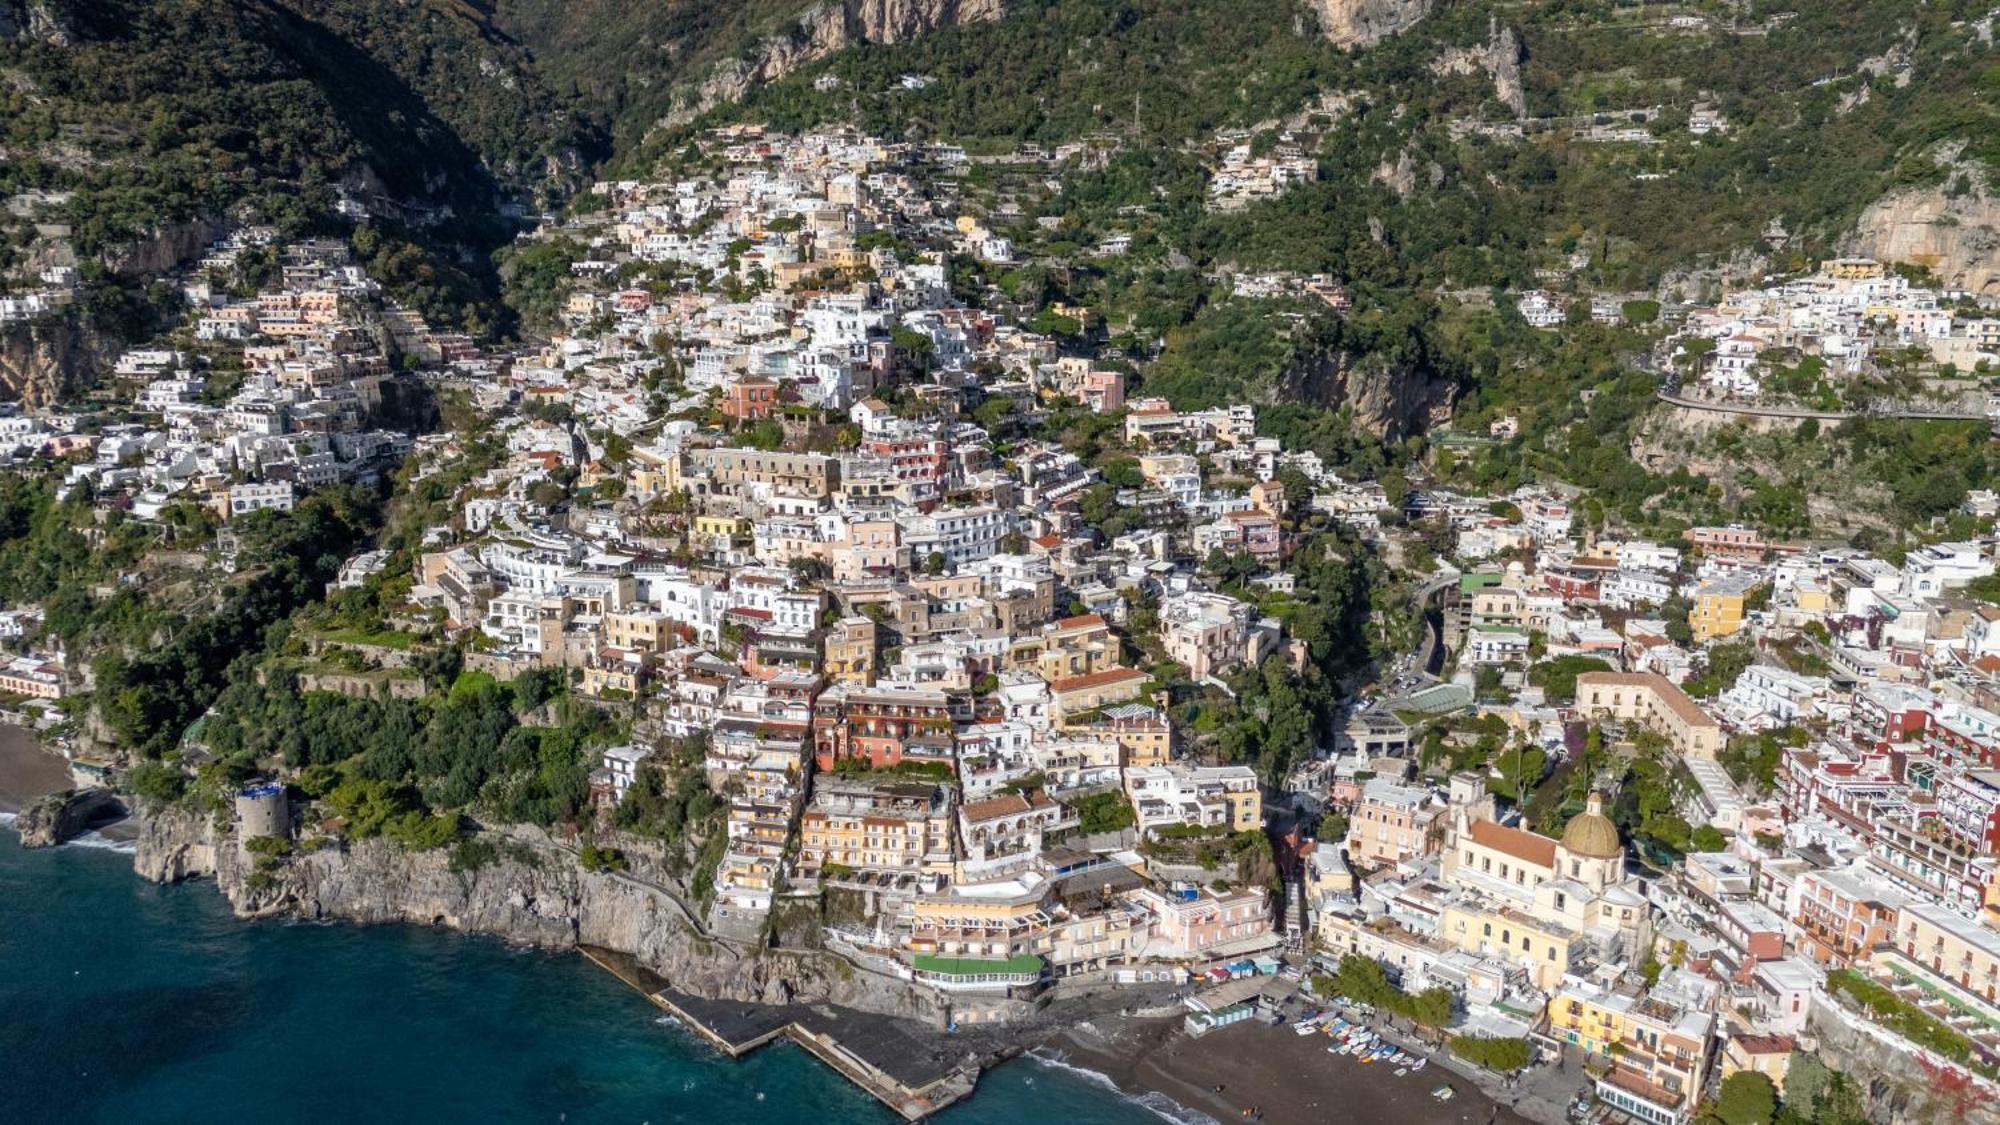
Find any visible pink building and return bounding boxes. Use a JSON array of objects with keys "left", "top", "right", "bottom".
[
  {"left": 1136, "top": 886, "right": 1271, "bottom": 958},
  {"left": 1082, "top": 369, "right": 1124, "bottom": 412},
  {"left": 1344, "top": 779, "right": 1445, "bottom": 869}
]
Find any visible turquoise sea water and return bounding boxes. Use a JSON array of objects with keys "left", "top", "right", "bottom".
[{"left": 0, "top": 833, "right": 1162, "bottom": 1125}]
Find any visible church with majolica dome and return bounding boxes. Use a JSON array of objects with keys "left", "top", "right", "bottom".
[{"left": 1437, "top": 773, "right": 1655, "bottom": 991}]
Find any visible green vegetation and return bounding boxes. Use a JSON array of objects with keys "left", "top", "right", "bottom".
[
  {"left": 616, "top": 735, "right": 724, "bottom": 853},
  {"left": 702, "top": 0, "right": 1345, "bottom": 154},
  {"left": 1826, "top": 969, "right": 1981, "bottom": 1068},
  {"left": 1072, "top": 791, "right": 1137, "bottom": 835},
  {"left": 1611, "top": 746, "right": 1693, "bottom": 861},
  {"left": 1777, "top": 1051, "right": 1874, "bottom": 1125},
  {"left": 1719, "top": 727, "right": 1807, "bottom": 794},
  {"left": 1712, "top": 1070, "right": 1777, "bottom": 1125},
  {"left": 578, "top": 843, "right": 629, "bottom": 873},
  {"left": 1526, "top": 655, "right": 1611, "bottom": 705},
  {"left": 121, "top": 761, "right": 188, "bottom": 804},
  {"left": 1448, "top": 1033, "right": 1532, "bottom": 1072},
  {"left": 0, "top": 0, "right": 604, "bottom": 335},
  {"left": 1317, "top": 954, "right": 1455, "bottom": 1029},
  {"left": 1683, "top": 643, "right": 1755, "bottom": 699},
  {"left": 195, "top": 665, "right": 623, "bottom": 844},
  {"left": 94, "top": 486, "right": 384, "bottom": 759}
]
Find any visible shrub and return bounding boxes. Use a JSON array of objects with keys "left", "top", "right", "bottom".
[
  {"left": 579, "top": 844, "right": 628, "bottom": 873},
  {"left": 1449, "top": 1034, "right": 1533, "bottom": 1071}
]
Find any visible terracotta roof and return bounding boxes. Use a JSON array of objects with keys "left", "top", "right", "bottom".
[
  {"left": 961, "top": 792, "right": 1031, "bottom": 822},
  {"left": 1468, "top": 819, "right": 1557, "bottom": 869},
  {"left": 1576, "top": 671, "right": 1718, "bottom": 729},
  {"left": 1051, "top": 667, "right": 1147, "bottom": 694},
  {"left": 1054, "top": 613, "right": 1106, "bottom": 631}
]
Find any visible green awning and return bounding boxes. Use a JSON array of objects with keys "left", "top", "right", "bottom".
[{"left": 911, "top": 953, "right": 1045, "bottom": 976}]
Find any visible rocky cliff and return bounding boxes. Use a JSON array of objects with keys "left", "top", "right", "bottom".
[
  {"left": 1807, "top": 998, "right": 2000, "bottom": 1125},
  {"left": 0, "top": 0, "right": 70, "bottom": 44},
  {"left": 98, "top": 218, "right": 227, "bottom": 280},
  {"left": 133, "top": 807, "right": 941, "bottom": 1022},
  {"left": 1846, "top": 171, "right": 2000, "bottom": 295},
  {"left": 1312, "top": 0, "right": 1434, "bottom": 48},
  {"left": 1432, "top": 23, "right": 1525, "bottom": 117},
  {"left": 15, "top": 788, "right": 127, "bottom": 848},
  {"left": 0, "top": 314, "right": 111, "bottom": 407},
  {"left": 657, "top": 0, "right": 1007, "bottom": 131},
  {"left": 1278, "top": 339, "right": 1459, "bottom": 441}
]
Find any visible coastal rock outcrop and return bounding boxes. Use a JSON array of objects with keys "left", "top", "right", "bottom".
[
  {"left": 1312, "top": 0, "right": 1435, "bottom": 48},
  {"left": 1807, "top": 998, "right": 2000, "bottom": 1125},
  {"left": 132, "top": 809, "right": 942, "bottom": 1023},
  {"left": 132, "top": 801, "right": 223, "bottom": 883},
  {"left": 15, "top": 788, "right": 126, "bottom": 848}
]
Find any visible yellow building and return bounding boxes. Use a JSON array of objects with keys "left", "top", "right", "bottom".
[
  {"left": 1547, "top": 970, "right": 1716, "bottom": 1125},
  {"left": 1440, "top": 900, "right": 1579, "bottom": 990},
  {"left": 1573, "top": 672, "right": 1724, "bottom": 759},
  {"left": 1063, "top": 710, "right": 1173, "bottom": 769},
  {"left": 1790, "top": 576, "right": 1833, "bottom": 615},
  {"left": 1690, "top": 573, "right": 1761, "bottom": 644},
  {"left": 1029, "top": 613, "right": 1121, "bottom": 681},
  {"left": 603, "top": 610, "right": 676, "bottom": 654},
  {"left": 580, "top": 648, "right": 647, "bottom": 699},
  {"left": 797, "top": 778, "right": 954, "bottom": 881},
  {"left": 1439, "top": 785, "right": 1653, "bottom": 990},
  {"left": 1884, "top": 900, "right": 2000, "bottom": 1008},
  {"left": 1719, "top": 1035, "right": 1794, "bottom": 1098},
  {"left": 824, "top": 616, "right": 877, "bottom": 685},
  {"left": 1049, "top": 667, "right": 1149, "bottom": 719},
  {"left": 693, "top": 513, "right": 748, "bottom": 544},
  {"left": 908, "top": 880, "right": 1052, "bottom": 961}
]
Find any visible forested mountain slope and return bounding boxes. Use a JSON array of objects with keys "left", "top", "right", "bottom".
[{"left": 0, "top": 0, "right": 605, "bottom": 342}]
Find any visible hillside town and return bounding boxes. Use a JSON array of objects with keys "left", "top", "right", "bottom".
[{"left": 8, "top": 124, "right": 2000, "bottom": 1124}]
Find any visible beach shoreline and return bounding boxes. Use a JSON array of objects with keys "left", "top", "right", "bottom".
[
  {"left": 0, "top": 726, "right": 1548, "bottom": 1124},
  {"left": 0, "top": 721, "right": 72, "bottom": 814},
  {"left": 1041, "top": 1012, "right": 1542, "bottom": 1125}
]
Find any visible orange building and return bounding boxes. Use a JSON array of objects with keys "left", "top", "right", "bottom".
[{"left": 723, "top": 376, "right": 779, "bottom": 422}]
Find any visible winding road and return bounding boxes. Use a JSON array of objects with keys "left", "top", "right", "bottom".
[{"left": 1655, "top": 389, "right": 1993, "bottom": 424}]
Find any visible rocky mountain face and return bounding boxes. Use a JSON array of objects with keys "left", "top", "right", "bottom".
[
  {"left": 1431, "top": 22, "right": 1524, "bottom": 116},
  {"left": 1277, "top": 337, "right": 1459, "bottom": 440},
  {"left": 850, "top": 0, "right": 1007, "bottom": 43},
  {"left": 1311, "top": 0, "right": 1433, "bottom": 48},
  {"left": 657, "top": 0, "right": 1007, "bottom": 130},
  {"left": 0, "top": 0, "right": 70, "bottom": 44},
  {"left": 0, "top": 317, "right": 113, "bottom": 407},
  {"left": 1846, "top": 169, "right": 2000, "bottom": 295},
  {"left": 133, "top": 805, "right": 945, "bottom": 1021}
]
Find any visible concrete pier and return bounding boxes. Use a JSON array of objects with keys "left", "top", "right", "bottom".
[{"left": 581, "top": 946, "right": 999, "bottom": 1120}]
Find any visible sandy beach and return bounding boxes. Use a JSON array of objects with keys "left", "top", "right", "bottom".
[
  {"left": 1044, "top": 1013, "right": 1542, "bottom": 1125},
  {"left": 0, "top": 722, "right": 71, "bottom": 814}
]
